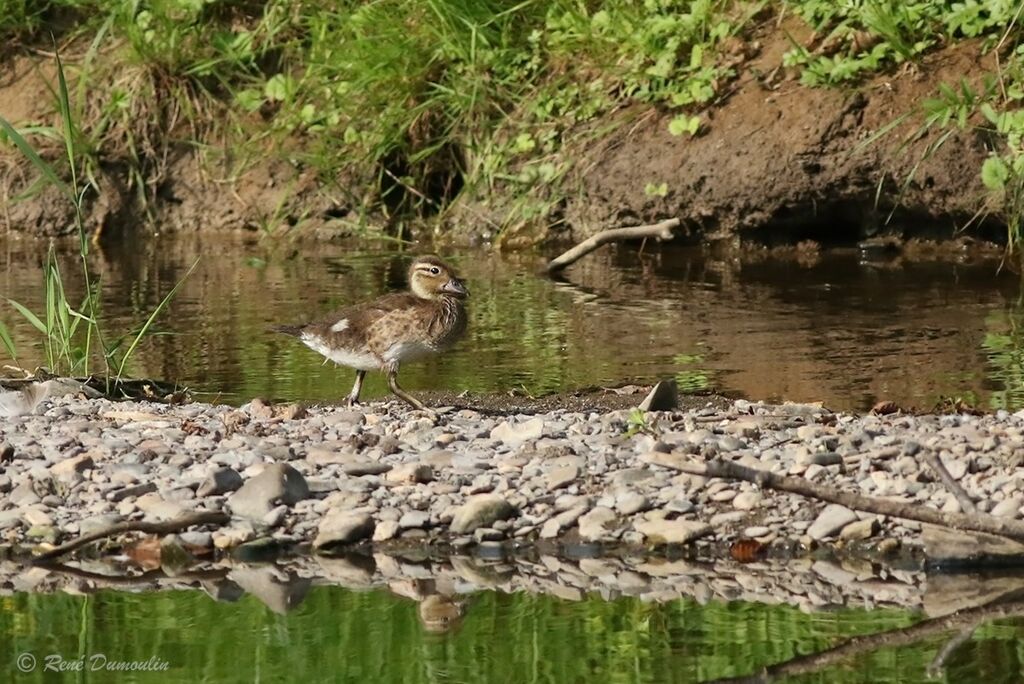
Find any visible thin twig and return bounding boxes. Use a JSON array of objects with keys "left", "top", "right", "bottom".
[
  {"left": 926, "top": 624, "right": 979, "bottom": 679},
  {"left": 547, "top": 218, "right": 679, "bottom": 273},
  {"left": 32, "top": 511, "right": 230, "bottom": 563},
  {"left": 643, "top": 454, "right": 1024, "bottom": 542},
  {"left": 922, "top": 450, "right": 977, "bottom": 514}
]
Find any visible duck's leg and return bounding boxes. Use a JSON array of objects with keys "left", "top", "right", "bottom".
[
  {"left": 346, "top": 370, "right": 366, "bottom": 407},
  {"left": 384, "top": 361, "right": 432, "bottom": 414}
]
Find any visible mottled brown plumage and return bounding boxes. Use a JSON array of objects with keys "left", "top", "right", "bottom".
[{"left": 272, "top": 255, "right": 468, "bottom": 413}]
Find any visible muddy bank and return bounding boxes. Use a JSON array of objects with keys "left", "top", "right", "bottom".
[
  {"left": 3, "top": 383, "right": 1024, "bottom": 573},
  {"left": 0, "top": 20, "right": 1007, "bottom": 248},
  {"left": 546, "top": 25, "right": 1003, "bottom": 248}
]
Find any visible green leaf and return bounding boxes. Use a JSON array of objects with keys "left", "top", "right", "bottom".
[
  {"left": 644, "top": 182, "right": 668, "bottom": 197},
  {"left": 979, "top": 102, "right": 1000, "bottom": 126},
  {"left": 668, "top": 115, "right": 700, "bottom": 137},
  {"left": 981, "top": 156, "right": 1010, "bottom": 191},
  {"left": 264, "top": 74, "right": 291, "bottom": 102},
  {"left": 6, "top": 299, "right": 47, "bottom": 334},
  {"left": 0, "top": 318, "right": 16, "bottom": 361}
]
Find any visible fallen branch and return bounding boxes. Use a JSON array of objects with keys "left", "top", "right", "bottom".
[
  {"left": 32, "top": 511, "right": 230, "bottom": 564},
  {"left": 546, "top": 218, "right": 680, "bottom": 273},
  {"left": 923, "top": 450, "right": 977, "bottom": 514},
  {"left": 646, "top": 454, "right": 1024, "bottom": 541}
]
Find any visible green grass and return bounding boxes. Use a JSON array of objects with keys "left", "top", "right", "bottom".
[
  {"left": 2, "top": 2, "right": 1024, "bottom": 246},
  {"left": 0, "top": 46, "right": 195, "bottom": 383}
]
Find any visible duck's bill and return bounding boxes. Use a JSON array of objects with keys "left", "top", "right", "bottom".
[{"left": 442, "top": 279, "right": 469, "bottom": 298}]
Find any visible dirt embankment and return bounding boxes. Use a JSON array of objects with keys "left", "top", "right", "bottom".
[
  {"left": 552, "top": 21, "right": 1001, "bottom": 248},
  {"left": 0, "top": 20, "right": 1005, "bottom": 247}
]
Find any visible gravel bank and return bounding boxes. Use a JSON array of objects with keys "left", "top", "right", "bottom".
[{"left": 2, "top": 391, "right": 1024, "bottom": 560}]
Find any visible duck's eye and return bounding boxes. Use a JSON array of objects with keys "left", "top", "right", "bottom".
[{"left": 429, "top": 267, "right": 440, "bottom": 275}]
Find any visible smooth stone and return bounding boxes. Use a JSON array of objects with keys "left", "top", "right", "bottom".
[
  {"left": 732, "top": 492, "right": 762, "bottom": 511},
  {"left": 743, "top": 526, "right": 771, "bottom": 538},
  {"left": 385, "top": 463, "right": 433, "bottom": 484},
  {"left": 107, "top": 482, "right": 157, "bottom": 502},
  {"left": 50, "top": 454, "right": 95, "bottom": 476},
  {"left": 808, "top": 504, "right": 859, "bottom": 541},
  {"left": 372, "top": 520, "right": 400, "bottom": 542},
  {"left": 450, "top": 495, "right": 517, "bottom": 534},
  {"left": 991, "top": 497, "right": 1023, "bottom": 518},
  {"left": 545, "top": 464, "right": 580, "bottom": 492},
  {"left": 615, "top": 492, "right": 651, "bottom": 516},
  {"left": 634, "top": 519, "right": 712, "bottom": 545},
  {"left": 539, "top": 504, "right": 590, "bottom": 539},
  {"left": 313, "top": 512, "right": 375, "bottom": 549},
  {"left": 578, "top": 507, "right": 619, "bottom": 541},
  {"left": 398, "top": 510, "right": 431, "bottom": 530},
  {"left": 490, "top": 418, "right": 544, "bottom": 448},
  {"left": 229, "top": 463, "right": 309, "bottom": 520},
  {"left": 344, "top": 463, "right": 392, "bottom": 477},
  {"left": 840, "top": 518, "right": 880, "bottom": 541},
  {"left": 21, "top": 508, "right": 53, "bottom": 527},
  {"left": 197, "top": 468, "right": 244, "bottom": 497}
]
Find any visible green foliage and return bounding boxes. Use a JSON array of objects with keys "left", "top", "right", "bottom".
[
  {"left": 0, "top": 49, "right": 194, "bottom": 381},
  {"left": 784, "top": 0, "right": 1019, "bottom": 86}
]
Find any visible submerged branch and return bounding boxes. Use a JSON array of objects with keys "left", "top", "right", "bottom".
[
  {"left": 32, "top": 511, "right": 230, "bottom": 564},
  {"left": 706, "top": 597, "right": 1024, "bottom": 683},
  {"left": 546, "top": 218, "right": 680, "bottom": 273},
  {"left": 645, "top": 455, "right": 1024, "bottom": 542}
]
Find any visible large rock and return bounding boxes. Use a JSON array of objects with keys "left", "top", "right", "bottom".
[
  {"left": 807, "top": 504, "right": 859, "bottom": 541},
  {"left": 313, "top": 511, "right": 375, "bottom": 550},
  {"left": 638, "top": 379, "right": 679, "bottom": 411},
  {"left": 229, "top": 463, "right": 309, "bottom": 520},
  {"left": 634, "top": 518, "right": 711, "bottom": 545},
  {"left": 450, "top": 495, "right": 517, "bottom": 533}
]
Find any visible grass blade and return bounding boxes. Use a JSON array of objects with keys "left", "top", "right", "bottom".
[
  {"left": 6, "top": 299, "right": 47, "bottom": 335},
  {"left": 0, "top": 116, "right": 74, "bottom": 203},
  {"left": 0, "top": 318, "right": 16, "bottom": 362},
  {"left": 116, "top": 258, "right": 200, "bottom": 381}
]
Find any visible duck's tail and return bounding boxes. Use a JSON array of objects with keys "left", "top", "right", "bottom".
[{"left": 268, "top": 324, "right": 304, "bottom": 337}]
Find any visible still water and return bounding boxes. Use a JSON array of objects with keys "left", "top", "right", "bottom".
[
  {"left": 1, "top": 235, "right": 1023, "bottom": 411},
  {"left": 3, "top": 235, "right": 1024, "bottom": 683}
]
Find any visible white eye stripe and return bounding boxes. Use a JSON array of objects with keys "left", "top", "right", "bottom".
[{"left": 330, "top": 318, "right": 349, "bottom": 332}]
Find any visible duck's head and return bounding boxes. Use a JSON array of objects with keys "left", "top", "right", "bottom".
[{"left": 408, "top": 255, "right": 468, "bottom": 301}]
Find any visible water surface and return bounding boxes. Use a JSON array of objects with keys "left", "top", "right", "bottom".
[{"left": 2, "top": 235, "right": 1022, "bottom": 410}]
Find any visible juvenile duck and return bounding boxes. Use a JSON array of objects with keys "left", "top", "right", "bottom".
[{"left": 272, "top": 255, "right": 468, "bottom": 413}]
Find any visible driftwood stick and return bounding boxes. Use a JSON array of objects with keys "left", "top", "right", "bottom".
[
  {"left": 645, "top": 454, "right": 1024, "bottom": 541},
  {"left": 922, "top": 450, "right": 977, "bottom": 513},
  {"left": 32, "top": 511, "right": 230, "bottom": 564},
  {"left": 546, "top": 218, "right": 680, "bottom": 273}
]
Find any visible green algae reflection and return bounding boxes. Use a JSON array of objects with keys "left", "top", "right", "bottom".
[{"left": 4, "top": 586, "right": 1021, "bottom": 683}]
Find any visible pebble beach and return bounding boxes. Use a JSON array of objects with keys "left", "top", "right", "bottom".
[{"left": 3, "top": 387, "right": 1024, "bottom": 564}]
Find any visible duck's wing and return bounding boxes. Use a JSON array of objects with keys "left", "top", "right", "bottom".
[{"left": 297, "top": 293, "right": 423, "bottom": 350}]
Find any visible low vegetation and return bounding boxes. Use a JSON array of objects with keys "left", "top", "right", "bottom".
[{"left": 1, "top": 1, "right": 1024, "bottom": 246}]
